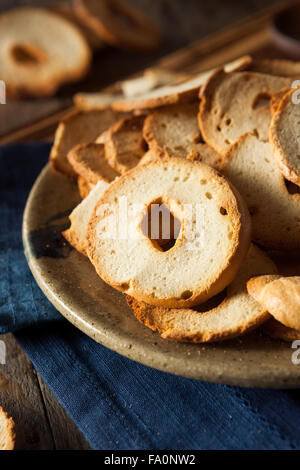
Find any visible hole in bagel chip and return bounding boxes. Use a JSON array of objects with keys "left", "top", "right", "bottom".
[
  {"left": 140, "top": 198, "right": 182, "bottom": 251},
  {"left": 11, "top": 43, "right": 46, "bottom": 65},
  {"left": 252, "top": 92, "right": 271, "bottom": 110},
  {"left": 285, "top": 179, "right": 300, "bottom": 195}
]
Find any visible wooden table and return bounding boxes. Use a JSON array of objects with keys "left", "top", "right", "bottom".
[{"left": 0, "top": 0, "right": 296, "bottom": 450}]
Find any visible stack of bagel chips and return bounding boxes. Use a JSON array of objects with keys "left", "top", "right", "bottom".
[{"left": 50, "top": 56, "right": 300, "bottom": 343}]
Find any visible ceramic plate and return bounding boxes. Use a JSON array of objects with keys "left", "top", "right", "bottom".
[{"left": 22, "top": 164, "right": 300, "bottom": 388}]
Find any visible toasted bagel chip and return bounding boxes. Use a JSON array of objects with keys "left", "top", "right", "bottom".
[
  {"left": 63, "top": 180, "right": 110, "bottom": 255},
  {"left": 0, "top": 7, "right": 91, "bottom": 98},
  {"left": 50, "top": 109, "right": 123, "bottom": 178},
  {"left": 143, "top": 102, "right": 221, "bottom": 169},
  {"left": 248, "top": 275, "right": 300, "bottom": 331},
  {"left": 76, "top": 56, "right": 249, "bottom": 112},
  {"left": 246, "top": 59, "right": 300, "bottom": 77},
  {"left": 104, "top": 115, "right": 147, "bottom": 174},
  {"left": 87, "top": 157, "right": 251, "bottom": 309},
  {"left": 74, "top": 58, "right": 249, "bottom": 112},
  {"left": 77, "top": 175, "right": 95, "bottom": 199},
  {"left": 270, "top": 87, "right": 300, "bottom": 187},
  {"left": 127, "top": 245, "right": 276, "bottom": 343},
  {"left": 68, "top": 143, "right": 119, "bottom": 184},
  {"left": 270, "top": 88, "right": 290, "bottom": 115},
  {"left": 199, "top": 70, "right": 291, "bottom": 154},
  {"left": 222, "top": 133, "right": 300, "bottom": 250}
]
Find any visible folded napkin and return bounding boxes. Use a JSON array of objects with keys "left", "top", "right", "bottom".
[{"left": 1, "top": 143, "right": 300, "bottom": 450}]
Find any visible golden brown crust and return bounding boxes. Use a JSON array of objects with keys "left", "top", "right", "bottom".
[
  {"left": 62, "top": 225, "right": 86, "bottom": 256},
  {"left": 68, "top": 143, "right": 119, "bottom": 184},
  {"left": 247, "top": 275, "right": 281, "bottom": 302},
  {"left": 246, "top": 59, "right": 300, "bottom": 77},
  {"left": 111, "top": 75, "right": 209, "bottom": 112},
  {"left": 247, "top": 275, "right": 300, "bottom": 331},
  {"left": 63, "top": 180, "right": 110, "bottom": 255},
  {"left": 50, "top": 109, "right": 123, "bottom": 178},
  {"left": 106, "top": 57, "right": 251, "bottom": 113},
  {"left": 77, "top": 175, "right": 93, "bottom": 198},
  {"left": 127, "top": 245, "right": 277, "bottom": 343},
  {"left": 75, "top": 0, "right": 161, "bottom": 51},
  {"left": 270, "top": 88, "right": 290, "bottom": 115},
  {"left": 104, "top": 115, "right": 147, "bottom": 174},
  {"left": 87, "top": 156, "right": 251, "bottom": 308},
  {"left": 143, "top": 102, "right": 222, "bottom": 169},
  {"left": 270, "top": 87, "right": 300, "bottom": 187},
  {"left": 0, "top": 407, "right": 15, "bottom": 451},
  {"left": 74, "top": 84, "right": 123, "bottom": 111}
]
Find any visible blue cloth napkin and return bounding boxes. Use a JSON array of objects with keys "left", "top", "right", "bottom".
[{"left": 1, "top": 142, "right": 300, "bottom": 450}]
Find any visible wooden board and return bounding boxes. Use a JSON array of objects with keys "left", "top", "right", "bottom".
[{"left": 0, "top": 333, "right": 90, "bottom": 449}]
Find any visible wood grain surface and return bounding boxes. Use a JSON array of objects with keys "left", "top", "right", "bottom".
[
  {"left": 0, "top": 334, "right": 90, "bottom": 449},
  {"left": 0, "top": 0, "right": 296, "bottom": 451}
]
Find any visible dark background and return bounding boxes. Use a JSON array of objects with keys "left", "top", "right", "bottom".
[
  {"left": 0, "top": 0, "right": 290, "bottom": 137},
  {"left": 1, "top": 0, "right": 287, "bottom": 52}
]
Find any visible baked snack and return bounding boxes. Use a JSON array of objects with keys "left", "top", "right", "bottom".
[
  {"left": 75, "top": 0, "right": 161, "bottom": 51},
  {"left": 63, "top": 180, "right": 110, "bottom": 255},
  {"left": 74, "top": 70, "right": 185, "bottom": 110},
  {"left": 75, "top": 56, "right": 250, "bottom": 113},
  {"left": 247, "top": 275, "right": 300, "bottom": 331},
  {"left": 246, "top": 59, "right": 300, "bottom": 77},
  {"left": 50, "top": 109, "right": 123, "bottom": 178},
  {"left": 68, "top": 143, "right": 119, "bottom": 184},
  {"left": 127, "top": 244, "right": 277, "bottom": 343},
  {"left": 104, "top": 115, "right": 147, "bottom": 174},
  {"left": 263, "top": 319, "right": 300, "bottom": 342},
  {"left": 74, "top": 90, "right": 123, "bottom": 111},
  {"left": 270, "top": 87, "right": 300, "bottom": 186},
  {"left": 0, "top": 407, "right": 15, "bottom": 451},
  {"left": 199, "top": 70, "right": 291, "bottom": 154},
  {"left": 143, "top": 102, "right": 221, "bottom": 169},
  {"left": 49, "top": 1, "right": 104, "bottom": 50},
  {"left": 0, "top": 7, "right": 91, "bottom": 98},
  {"left": 111, "top": 74, "right": 211, "bottom": 112},
  {"left": 222, "top": 133, "right": 300, "bottom": 250},
  {"left": 270, "top": 88, "right": 290, "bottom": 115},
  {"left": 121, "top": 69, "right": 186, "bottom": 98},
  {"left": 87, "top": 157, "right": 251, "bottom": 308},
  {"left": 78, "top": 175, "right": 95, "bottom": 198}
]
